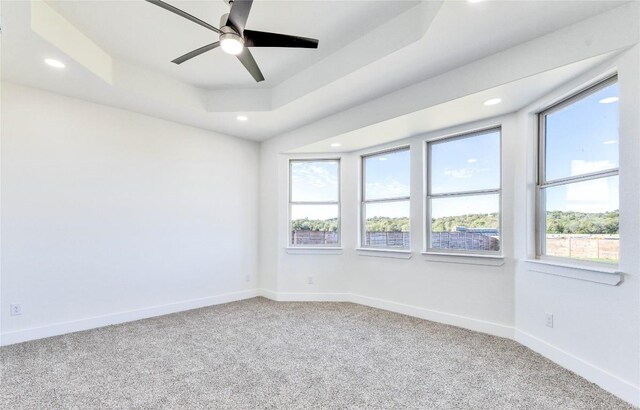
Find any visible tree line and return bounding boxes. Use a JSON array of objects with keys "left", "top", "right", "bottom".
[
  {"left": 291, "top": 210, "right": 619, "bottom": 235},
  {"left": 546, "top": 210, "right": 618, "bottom": 235}
]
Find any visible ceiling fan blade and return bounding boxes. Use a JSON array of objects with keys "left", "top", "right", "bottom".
[
  {"left": 172, "top": 42, "right": 220, "bottom": 65},
  {"left": 243, "top": 30, "right": 319, "bottom": 49},
  {"left": 227, "top": 0, "right": 253, "bottom": 34},
  {"left": 236, "top": 48, "right": 264, "bottom": 82},
  {"left": 146, "top": 0, "right": 221, "bottom": 34}
]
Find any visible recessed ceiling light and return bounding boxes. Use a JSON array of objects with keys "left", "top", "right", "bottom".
[
  {"left": 468, "top": 0, "right": 484, "bottom": 3},
  {"left": 236, "top": 115, "right": 248, "bottom": 122},
  {"left": 599, "top": 97, "right": 618, "bottom": 104},
  {"left": 330, "top": 143, "right": 341, "bottom": 147},
  {"left": 483, "top": 98, "right": 502, "bottom": 106},
  {"left": 44, "top": 58, "right": 65, "bottom": 69},
  {"left": 467, "top": 158, "right": 478, "bottom": 163},
  {"left": 603, "top": 140, "right": 617, "bottom": 145}
]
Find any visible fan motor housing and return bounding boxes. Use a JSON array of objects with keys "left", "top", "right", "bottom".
[{"left": 219, "top": 13, "right": 230, "bottom": 29}]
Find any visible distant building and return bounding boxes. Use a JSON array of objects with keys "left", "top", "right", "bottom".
[{"left": 454, "top": 226, "right": 499, "bottom": 236}]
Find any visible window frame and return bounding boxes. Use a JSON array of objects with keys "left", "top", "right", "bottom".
[
  {"left": 536, "top": 75, "right": 619, "bottom": 264},
  {"left": 425, "top": 127, "right": 503, "bottom": 256},
  {"left": 288, "top": 158, "right": 341, "bottom": 248},
  {"left": 360, "top": 146, "right": 411, "bottom": 250}
]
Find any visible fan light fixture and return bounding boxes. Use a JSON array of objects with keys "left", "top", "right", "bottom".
[
  {"left": 145, "top": 0, "right": 319, "bottom": 82},
  {"left": 220, "top": 32, "right": 244, "bottom": 55}
]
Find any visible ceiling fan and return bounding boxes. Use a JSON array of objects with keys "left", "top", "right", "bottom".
[{"left": 146, "top": 0, "right": 319, "bottom": 82}]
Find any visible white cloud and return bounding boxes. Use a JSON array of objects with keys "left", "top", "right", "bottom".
[
  {"left": 291, "top": 163, "right": 337, "bottom": 189},
  {"left": 570, "top": 160, "right": 616, "bottom": 176},
  {"left": 443, "top": 167, "right": 475, "bottom": 179},
  {"left": 366, "top": 178, "right": 410, "bottom": 199}
]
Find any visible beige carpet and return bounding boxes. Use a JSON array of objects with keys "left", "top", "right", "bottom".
[{"left": 0, "top": 297, "right": 633, "bottom": 409}]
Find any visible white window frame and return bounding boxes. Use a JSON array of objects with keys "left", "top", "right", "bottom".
[
  {"left": 288, "top": 158, "right": 341, "bottom": 248},
  {"left": 360, "top": 146, "right": 411, "bottom": 250},
  {"left": 536, "top": 75, "right": 619, "bottom": 265},
  {"left": 425, "top": 127, "right": 503, "bottom": 256}
]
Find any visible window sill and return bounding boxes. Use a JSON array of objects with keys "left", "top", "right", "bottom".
[
  {"left": 356, "top": 248, "right": 412, "bottom": 259},
  {"left": 525, "top": 259, "right": 622, "bottom": 286},
  {"left": 421, "top": 252, "right": 505, "bottom": 266},
  {"left": 285, "top": 247, "right": 343, "bottom": 255}
]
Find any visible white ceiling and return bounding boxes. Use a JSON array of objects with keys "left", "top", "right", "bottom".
[
  {"left": 0, "top": 0, "right": 633, "bottom": 143},
  {"left": 289, "top": 52, "right": 620, "bottom": 153},
  {"left": 45, "top": 0, "right": 418, "bottom": 89}
]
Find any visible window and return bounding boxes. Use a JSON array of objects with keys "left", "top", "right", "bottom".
[
  {"left": 538, "top": 76, "right": 619, "bottom": 264},
  {"left": 427, "top": 128, "right": 501, "bottom": 254},
  {"left": 289, "top": 159, "right": 340, "bottom": 246},
  {"left": 361, "top": 147, "right": 410, "bottom": 249}
]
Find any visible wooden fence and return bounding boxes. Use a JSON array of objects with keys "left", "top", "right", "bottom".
[
  {"left": 291, "top": 230, "right": 339, "bottom": 245},
  {"left": 364, "top": 232, "right": 410, "bottom": 248},
  {"left": 431, "top": 231, "right": 500, "bottom": 251},
  {"left": 546, "top": 235, "right": 619, "bottom": 261},
  {"left": 292, "top": 230, "right": 500, "bottom": 251}
]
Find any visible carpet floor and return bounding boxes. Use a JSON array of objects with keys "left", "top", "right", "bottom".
[{"left": 0, "top": 297, "right": 633, "bottom": 409}]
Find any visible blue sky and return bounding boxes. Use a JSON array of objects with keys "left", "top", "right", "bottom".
[
  {"left": 543, "top": 81, "right": 619, "bottom": 214},
  {"left": 429, "top": 130, "right": 500, "bottom": 221},
  {"left": 290, "top": 161, "right": 339, "bottom": 221},
  {"left": 363, "top": 149, "right": 410, "bottom": 219},
  {"left": 291, "top": 81, "right": 619, "bottom": 223}
]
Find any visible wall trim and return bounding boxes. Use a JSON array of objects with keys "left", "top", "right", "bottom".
[
  {"left": 257, "top": 290, "right": 637, "bottom": 406},
  {"left": 257, "top": 289, "right": 513, "bottom": 338},
  {"left": 3, "top": 289, "right": 636, "bottom": 406},
  {"left": 258, "top": 289, "right": 351, "bottom": 302},
  {"left": 0, "top": 289, "right": 259, "bottom": 346},
  {"left": 257, "top": 288, "right": 279, "bottom": 300},
  {"left": 350, "top": 293, "right": 515, "bottom": 339},
  {"left": 515, "top": 330, "right": 640, "bottom": 407}
]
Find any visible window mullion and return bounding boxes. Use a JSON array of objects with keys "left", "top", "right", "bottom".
[
  {"left": 536, "top": 75, "right": 620, "bottom": 264},
  {"left": 361, "top": 147, "right": 411, "bottom": 249},
  {"left": 289, "top": 159, "right": 341, "bottom": 247},
  {"left": 426, "top": 128, "right": 502, "bottom": 255},
  {"left": 363, "top": 196, "right": 410, "bottom": 204},
  {"left": 290, "top": 201, "right": 339, "bottom": 205},
  {"left": 540, "top": 169, "right": 619, "bottom": 189},
  {"left": 427, "top": 188, "right": 500, "bottom": 200}
]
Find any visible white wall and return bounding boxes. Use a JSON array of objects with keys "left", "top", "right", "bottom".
[
  {"left": 513, "top": 46, "right": 640, "bottom": 405},
  {"left": 259, "top": 115, "right": 516, "bottom": 335},
  {"left": 258, "top": 47, "right": 639, "bottom": 405},
  {"left": 0, "top": 2, "right": 637, "bottom": 406},
  {"left": 1, "top": 82, "right": 260, "bottom": 344}
]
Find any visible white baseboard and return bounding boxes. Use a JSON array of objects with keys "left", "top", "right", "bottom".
[
  {"left": 258, "top": 289, "right": 351, "bottom": 302},
  {"left": 258, "top": 290, "right": 637, "bottom": 406},
  {"left": 515, "top": 330, "right": 640, "bottom": 407},
  {"left": 3, "top": 289, "right": 636, "bottom": 406},
  {"left": 257, "top": 288, "right": 278, "bottom": 300},
  {"left": 0, "top": 289, "right": 259, "bottom": 346},
  {"left": 350, "top": 293, "right": 515, "bottom": 339},
  {"left": 257, "top": 290, "right": 512, "bottom": 338}
]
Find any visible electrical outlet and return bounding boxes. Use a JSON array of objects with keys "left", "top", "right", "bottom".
[
  {"left": 545, "top": 312, "right": 553, "bottom": 328},
  {"left": 10, "top": 303, "right": 22, "bottom": 316},
  {"left": 307, "top": 276, "right": 314, "bottom": 285},
  {"left": 245, "top": 275, "right": 250, "bottom": 282}
]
